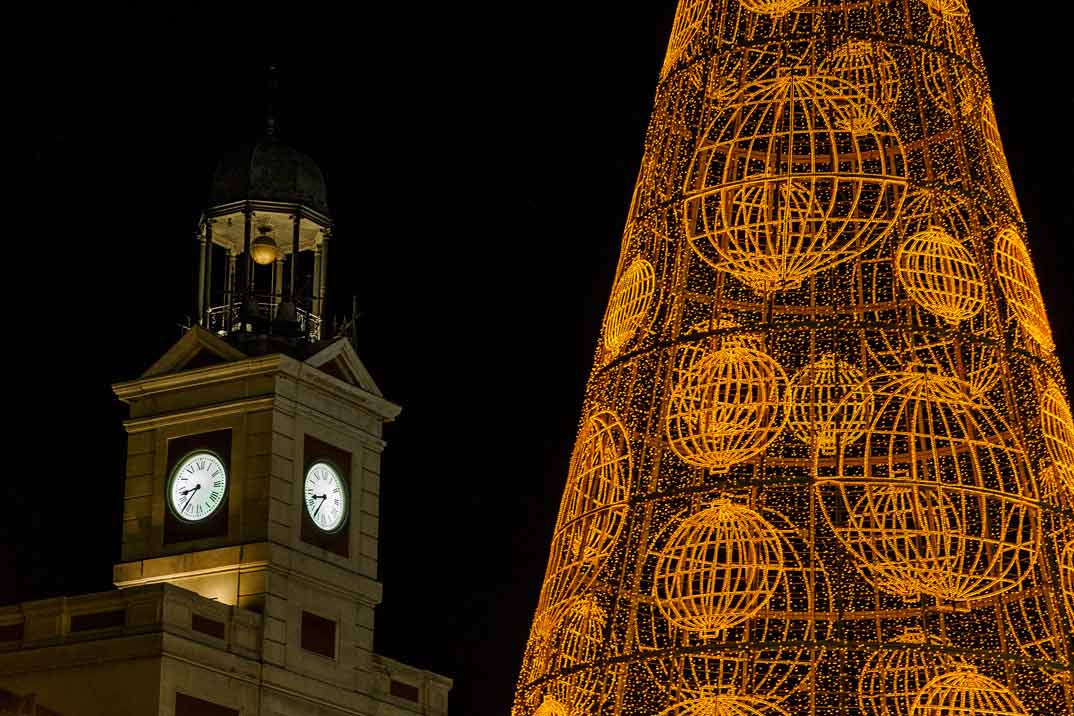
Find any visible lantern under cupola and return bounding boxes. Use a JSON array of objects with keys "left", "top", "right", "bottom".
[{"left": 195, "top": 116, "right": 332, "bottom": 341}]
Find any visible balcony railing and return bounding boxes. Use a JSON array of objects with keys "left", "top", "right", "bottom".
[{"left": 206, "top": 298, "right": 321, "bottom": 341}]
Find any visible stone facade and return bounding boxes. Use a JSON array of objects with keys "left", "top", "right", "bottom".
[{"left": 0, "top": 329, "right": 451, "bottom": 715}]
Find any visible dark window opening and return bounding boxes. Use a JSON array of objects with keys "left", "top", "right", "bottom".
[{"left": 300, "top": 610, "right": 336, "bottom": 658}]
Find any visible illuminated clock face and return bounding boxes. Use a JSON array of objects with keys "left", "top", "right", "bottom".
[
  {"left": 304, "top": 461, "right": 348, "bottom": 533},
  {"left": 168, "top": 451, "right": 227, "bottom": 522}
]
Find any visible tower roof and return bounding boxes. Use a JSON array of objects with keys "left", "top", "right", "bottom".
[{"left": 209, "top": 133, "right": 329, "bottom": 215}]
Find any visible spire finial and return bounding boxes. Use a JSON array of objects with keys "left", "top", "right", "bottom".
[{"left": 265, "top": 64, "right": 279, "bottom": 137}]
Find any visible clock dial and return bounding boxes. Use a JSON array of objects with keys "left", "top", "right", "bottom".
[
  {"left": 168, "top": 451, "right": 227, "bottom": 522},
  {"left": 304, "top": 461, "right": 348, "bottom": 533}
]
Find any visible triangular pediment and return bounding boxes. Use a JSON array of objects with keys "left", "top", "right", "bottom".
[
  {"left": 304, "top": 338, "right": 382, "bottom": 397},
  {"left": 141, "top": 326, "right": 248, "bottom": 378}
]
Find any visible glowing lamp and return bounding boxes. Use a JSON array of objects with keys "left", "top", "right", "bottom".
[{"left": 251, "top": 226, "right": 279, "bottom": 265}]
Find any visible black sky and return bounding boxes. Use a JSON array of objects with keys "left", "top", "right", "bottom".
[{"left": 8, "top": 4, "right": 1073, "bottom": 715}]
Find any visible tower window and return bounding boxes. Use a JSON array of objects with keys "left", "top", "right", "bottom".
[
  {"left": 175, "top": 693, "right": 237, "bottom": 716},
  {"left": 300, "top": 610, "right": 337, "bottom": 659}
]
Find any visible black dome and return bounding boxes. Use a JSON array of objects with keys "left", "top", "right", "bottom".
[{"left": 210, "top": 135, "right": 329, "bottom": 215}]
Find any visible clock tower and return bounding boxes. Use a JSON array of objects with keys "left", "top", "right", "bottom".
[{"left": 0, "top": 124, "right": 451, "bottom": 716}]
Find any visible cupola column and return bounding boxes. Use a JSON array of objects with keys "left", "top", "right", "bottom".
[
  {"left": 202, "top": 220, "right": 214, "bottom": 325},
  {"left": 226, "top": 251, "right": 236, "bottom": 332},
  {"left": 312, "top": 245, "right": 322, "bottom": 316},
  {"left": 273, "top": 256, "right": 284, "bottom": 304},
  {"left": 242, "top": 204, "right": 253, "bottom": 293},
  {"left": 290, "top": 212, "right": 301, "bottom": 300},
  {"left": 317, "top": 231, "right": 329, "bottom": 319},
  {"left": 196, "top": 229, "right": 207, "bottom": 325}
]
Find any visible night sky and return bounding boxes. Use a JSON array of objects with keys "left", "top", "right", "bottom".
[{"left": 9, "top": 4, "right": 1072, "bottom": 715}]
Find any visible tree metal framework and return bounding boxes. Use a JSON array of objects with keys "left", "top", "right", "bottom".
[{"left": 515, "top": 2, "right": 1073, "bottom": 715}]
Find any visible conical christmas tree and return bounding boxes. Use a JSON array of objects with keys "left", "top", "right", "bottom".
[{"left": 514, "top": 2, "right": 1073, "bottom": 715}]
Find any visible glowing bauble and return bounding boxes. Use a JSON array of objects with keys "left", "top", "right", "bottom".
[
  {"left": 738, "top": 0, "right": 809, "bottom": 16},
  {"left": 603, "top": 258, "right": 656, "bottom": 355},
  {"left": 848, "top": 484, "right": 968, "bottom": 599},
  {"left": 659, "top": 694, "right": 788, "bottom": 716},
  {"left": 662, "top": 0, "right": 710, "bottom": 78},
  {"left": 1040, "top": 381, "right": 1074, "bottom": 491},
  {"left": 653, "top": 500, "right": 784, "bottom": 637},
  {"left": 920, "top": 0, "right": 968, "bottom": 17},
  {"left": 858, "top": 629, "right": 965, "bottom": 716},
  {"left": 1062, "top": 540, "right": 1074, "bottom": 625},
  {"left": 910, "top": 669, "right": 1028, "bottom": 716},
  {"left": 994, "top": 226, "right": 1055, "bottom": 351},
  {"left": 1001, "top": 551, "right": 1074, "bottom": 685},
  {"left": 896, "top": 227, "right": 985, "bottom": 324},
  {"left": 816, "top": 371, "right": 1040, "bottom": 603},
  {"left": 542, "top": 410, "right": 631, "bottom": 605},
  {"left": 920, "top": 20, "right": 982, "bottom": 117},
  {"left": 786, "top": 355, "right": 869, "bottom": 456},
  {"left": 821, "top": 40, "right": 900, "bottom": 133},
  {"left": 683, "top": 75, "right": 906, "bottom": 292},
  {"left": 666, "top": 336, "right": 787, "bottom": 472},
  {"left": 639, "top": 506, "right": 829, "bottom": 703},
  {"left": 533, "top": 696, "right": 568, "bottom": 716},
  {"left": 540, "top": 597, "right": 612, "bottom": 715}
]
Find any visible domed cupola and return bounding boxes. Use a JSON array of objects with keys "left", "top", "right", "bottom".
[
  {"left": 194, "top": 115, "right": 333, "bottom": 343},
  {"left": 209, "top": 125, "right": 329, "bottom": 215}
]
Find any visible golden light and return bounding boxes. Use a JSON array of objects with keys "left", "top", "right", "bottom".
[
  {"left": 541, "top": 410, "right": 630, "bottom": 606},
  {"left": 786, "top": 354, "right": 869, "bottom": 456},
  {"left": 683, "top": 74, "right": 906, "bottom": 293},
  {"left": 858, "top": 628, "right": 965, "bottom": 716},
  {"left": 603, "top": 257, "right": 656, "bottom": 356},
  {"left": 910, "top": 668, "right": 1028, "bottom": 716},
  {"left": 994, "top": 226, "right": 1055, "bottom": 351},
  {"left": 738, "top": 0, "right": 809, "bottom": 17},
  {"left": 666, "top": 335, "right": 787, "bottom": 472},
  {"left": 896, "top": 227, "right": 986, "bottom": 324},
  {"left": 250, "top": 225, "right": 279, "bottom": 265},
  {"left": 659, "top": 693, "right": 788, "bottom": 716},
  {"left": 817, "top": 371, "right": 1039, "bottom": 603},
  {"left": 1039, "top": 380, "right": 1074, "bottom": 490},
  {"left": 653, "top": 499, "right": 784, "bottom": 637}
]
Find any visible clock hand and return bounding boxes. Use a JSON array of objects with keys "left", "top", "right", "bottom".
[
  {"left": 181, "top": 484, "right": 201, "bottom": 513},
  {"left": 312, "top": 494, "right": 327, "bottom": 517}
]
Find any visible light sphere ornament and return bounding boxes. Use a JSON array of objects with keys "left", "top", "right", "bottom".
[
  {"left": 786, "top": 354, "right": 869, "bottom": 456},
  {"left": 603, "top": 257, "right": 656, "bottom": 356},
  {"left": 683, "top": 74, "right": 907, "bottom": 293},
  {"left": 994, "top": 226, "right": 1055, "bottom": 351},
  {"left": 816, "top": 371, "right": 1040, "bottom": 603},
  {"left": 638, "top": 506, "right": 832, "bottom": 705},
  {"left": 858, "top": 628, "right": 966, "bottom": 716},
  {"left": 541, "top": 410, "right": 631, "bottom": 606},
  {"left": 738, "top": 0, "right": 809, "bottom": 17},
  {"left": 909, "top": 668, "right": 1028, "bottom": 716},
  {"left": 920, "top": 0, "right": 969, "bottom": 18},
  {"left": 896, "top": 227, "right": 986, "bottom": 325},
  {"left": 666, "top": 336, "right": 788, "bottom": 473},
  {"left": 653, "top": 499, "right": 785, "bottom": 637},
  {"left": 539, "top": 596, "right": 612, "bottom": 715},
  {"left": 821, "top": 40, "right": 900, "bottom": 134},
  {"left": 250, "top": 225, "right": 279, "bottom": 265},
  {"left": 1039, "top": 381, "right": 1074, "bottom": 490},
  {"left": 659, "top": 693, "right": 788, "bottom": 716},
  {"left": 533, "top": 696, "right": 569, "bottom": 716},
  {"left": 1062, "top": 539, "right": 1074, "bottom": 625}
]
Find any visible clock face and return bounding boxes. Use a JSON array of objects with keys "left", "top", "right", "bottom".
[
  {"left": 168, "top": 451, "right": 228, "bottom": 523},
  {"left": 304, "top": 461, "right": 348, "bottom": 533}
]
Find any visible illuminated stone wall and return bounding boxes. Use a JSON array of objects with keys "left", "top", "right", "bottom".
[{"left": 514, "top": 1, "right": 1074, "bottom": 714}]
